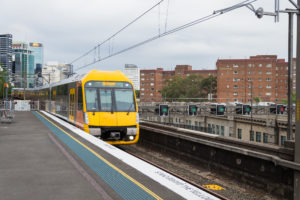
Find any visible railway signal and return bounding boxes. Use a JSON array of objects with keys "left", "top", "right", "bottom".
[
  {"left": 216, "top": 104, "right": 225, "bottom": 116},
  {"left": 211, "top": 104, "right": 225, "bottom": 116},
  {"left": 235, "top": 103, "right": 243, "bottom": 114},
  {"left": 270, "top": 104, "right": 277, "bottom": 114},
  {"left": 159, "top": 104, "right": 169, "bottom": 116},
  {"left": 276, "top": 104, "right": 285, "bottom": 115},
  {"left": 242, "top": 104, "right": 251, "bottom": 115},
  {"left": 188, "top": 105, "right": 198, "bottom": 116}
]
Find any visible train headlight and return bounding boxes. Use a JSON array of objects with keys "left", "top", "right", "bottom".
[
  {"left": 84, "top": 112, "right": 89, "bottom": 124},
  {"left": 136, "top": 113, "right": 139, "bottom": 124},
  {"left": 129, "top": 136, "right": 134, "bottom": 141}
]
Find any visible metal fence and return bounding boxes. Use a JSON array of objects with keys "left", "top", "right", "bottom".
[{"left": 0, "top": 101, "right": 15, "bottom": 123}]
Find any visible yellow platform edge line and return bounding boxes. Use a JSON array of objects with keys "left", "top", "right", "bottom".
[{"left": 36, "top": 111, "right": 163, "bottom": 200}]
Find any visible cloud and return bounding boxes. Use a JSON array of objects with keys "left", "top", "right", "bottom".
[{"left": 0, "top": 0, "right": 296, "bottom": 73}]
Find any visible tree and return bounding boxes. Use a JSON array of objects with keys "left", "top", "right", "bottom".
[
  {"left": 200, "top": 75, "right": 217, "bottom": 98},
  {"left": 281, "top": 93, "right": 296, "bottom": 105},
  {"left": 135, "top": 90, "right": 140, "bottom": 98},
  {"left": 0, "top": 66, "right": 11, "bottom": 99},
  {"left": 253, "top": 97, "right": 261, "bottom": 104},
  {"left": 160, "top": 74, "right": 217, "bottom": 101}
]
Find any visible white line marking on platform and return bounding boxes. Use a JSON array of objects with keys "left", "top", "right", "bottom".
[{"left": 41, "top": 111, "right": 219, "bottom": 200}]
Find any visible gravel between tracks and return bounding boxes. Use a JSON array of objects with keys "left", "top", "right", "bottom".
[{"left": 119, "top": 144, "right": 280, "bottom": 200}]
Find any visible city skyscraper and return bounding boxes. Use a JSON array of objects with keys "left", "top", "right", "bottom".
[
  {"left": 12, "top": 42, "right": 35, "bottom": 88},
  {"left": 29, "top": 42, "right": 43, "bottom": 75},
  {"left": 0, "top": 34, "right": 13, "bottom": 76},
  {"left": 124, "top": 64, "right": 140, "bottom": 90}
]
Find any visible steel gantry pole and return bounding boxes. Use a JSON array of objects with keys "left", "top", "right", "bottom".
[
  {"left": 288, "top": 12, "right": 294, "bottom": 141},
  {"left": 295, "top": 1, "right": 300, "bottom": 200}
]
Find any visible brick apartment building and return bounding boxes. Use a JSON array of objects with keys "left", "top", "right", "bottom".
[
  {"left": 217, "top": 55, "right": 296, "bottom": 103},
  {"left": 140, "top": 65, "right": 217, "bottom": 102}
]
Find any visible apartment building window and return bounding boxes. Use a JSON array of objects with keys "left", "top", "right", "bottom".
[
  {"left": 150, "top": 78, "right": 154, "bottom": 81},
  {"left": 258, "top": 85, "right": 262, "bottom": 89},
  {"left": 248, "top": 93, "right": 252, "bottom": 96},
  {"left": 141, "top": 88, "right": 144, "bottom": 91},
  {"left": 266, "top": 85, "right": 272, "bottom": 89},
  {"left": 248, "top": 64, "right": 253, "bottom": 67},
  {"left": 258, "top": 64, "right": 262, "bottom": 67},
  {"left": 150, "top": 73, "right": 154, "bottom": 76},
  {"left": 227, "top": 85, "right": 230, "bottom": 88},
  {"left": 248, "top": 78, "right": 252, "bottom": 81},
  {"left": 212, "top": 124, "right": 215, "bottom": 134},
  {"left": 216, "top": 125, "right": 220, "bottom": 135},
  {"left": 248, "top": 85, "right": 252, "bottom": 88},
  {"left": 221, "top": 126, "right": 225, "bottom": 136},
  {"left": 248, "top": 71, "right": 253, "bottom": 75},
  {"left": 233, "top": 71, "right": 238, "bottom": 74},
  {"left": 258, "top": 78, "right": 262, "bottom": 81},
  {"left": 150, "top": 93, "right": 153, "bottom": 96},
  {"left": 195, "top": 121, "right": 198, "bottom": 127},
  {"left": 233, "top": 85, "right": 238, "bottom": 89},
  {"left": 256, "top": 132, "right": 261, "bottom": 142},
  {"left": 266, "top": 71, "right": 272, "bottom": 75},
  {"left": 250, "top": 131, "right": 254, "bottom": 141},
  {"left": 150, "top": 83, "right": 154, "bottom": 86},
  {"left": 233, "top": 92, "right": 238, "bottom": 96},
  {"left": 263, "top": 133, "right": 268, "bottom": 143},
  {"left": 266, "top": 64, "right": 272, "bottom": 68},
  {"left": 238, "top": 128, "right": 242, "bottom": 139},
  {"left": 141, "top": 73, "right": 144, "bottom": 76},
  {"left": 208, "top": 124, "right": 212, "bottom": 133},
  {"left": 141, "top": 78, "right": 145, "bottom": 81},
  {"left": 266, "top": 78, "right": 272, "bottom": 82},
  {"left": 281, "top": 136, "right": 286, "bottom": 145},
  {"left": 233, "top": 64, "right": 239, "bottom": 68},
  {"left": 233, "top": 78, "right": 240, "bottom": 82},
  {"left": 141, "top": 93, "right": 144, "bottom": 96},
  {"left": 266, "top": 92, "right": 271, "bottom": 96}
]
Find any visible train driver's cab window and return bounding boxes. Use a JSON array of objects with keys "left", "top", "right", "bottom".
[
  {"left": 85, "top": 89, "right": 98, "bottom": 111},
  {"left": 115, "top": 89, "right": 135, "bottom": 112},
  {"left": 100, "top": 89, "right": 112, "bottom": 111}
]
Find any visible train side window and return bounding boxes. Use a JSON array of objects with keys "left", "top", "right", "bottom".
[{"left": 78, "top": 86, "right": 83, "bottom": 111}]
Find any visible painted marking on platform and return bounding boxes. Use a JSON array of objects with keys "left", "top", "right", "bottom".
[
  {"left": 202, "top": 185, "right": 225, "bottom": 191},
  {"left": 40, "top": 110, "right": 220, "bottom": 200},
  {"left": 33, "top": 111, "right": 162, "bottom": 200}
]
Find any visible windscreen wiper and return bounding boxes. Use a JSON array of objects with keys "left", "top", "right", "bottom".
[{"left": 127, "top": 103, "right": 133, "bottom": 115}]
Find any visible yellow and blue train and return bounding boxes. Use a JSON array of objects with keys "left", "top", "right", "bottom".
[{"left": 12, "top": 70, "right": 139, "bottom": 145}]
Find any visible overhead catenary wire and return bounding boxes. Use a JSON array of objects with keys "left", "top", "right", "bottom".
[
  {"left": 74, "top": 0, "right": 257, "bottom": 72},
  {"left": 70, "top": 0, "right": 165, "bottom": 64}
]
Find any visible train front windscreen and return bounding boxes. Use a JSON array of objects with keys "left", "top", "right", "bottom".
[{"left": 85, "top": 81, "right": 136, "bottom": 112}]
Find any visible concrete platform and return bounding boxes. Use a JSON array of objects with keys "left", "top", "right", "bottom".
[
  {"left": 0, "top": 111, "right": 218, "bottom": 200},
  {"left": 0, "top": 112, "right": 105, "bottom": 200}
]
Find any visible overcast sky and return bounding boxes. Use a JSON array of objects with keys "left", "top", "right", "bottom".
[{"left": 0, "top": 0, "right": 297, "bottom": 73}]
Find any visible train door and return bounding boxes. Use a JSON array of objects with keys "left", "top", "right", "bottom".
[
  {"left": 52, "top": 90, "right": 56, "bottom": 113},
  {"left": 98, "top": 88, "right": 118, "bottom": 126},
  {"left": 69, "top": 88, "right": 75, "bottom": 121}
]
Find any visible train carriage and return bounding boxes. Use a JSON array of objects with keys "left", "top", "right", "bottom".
[{"left": 16, "top": 70, "right": 139, "bottom": 145}]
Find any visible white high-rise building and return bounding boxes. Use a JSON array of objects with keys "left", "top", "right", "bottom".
[{"left": 123, "top": 64, "right": 140, "bottom": 90}]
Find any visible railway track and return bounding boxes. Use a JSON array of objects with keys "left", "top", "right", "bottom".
[
  {"left": 140, "top": 121, "right": 294, "bottom": 161},
  {"left": 118, "top": 145, "right": 228, "bottom": 200},
  {"left": 118, "top": 144, "right": 279, "bottom": 200}
]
